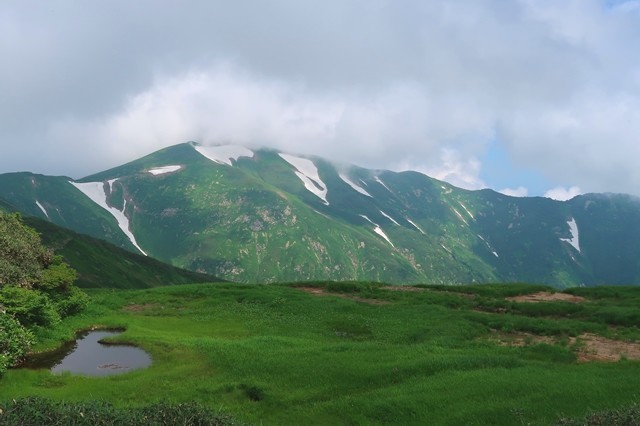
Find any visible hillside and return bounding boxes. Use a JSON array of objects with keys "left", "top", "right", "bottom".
[
  {"left": 22, "top": 216, "right": 221, "bottom": 289},
  {"left": 0, "top": 197, "right": 219, "bottom": 289},
  {"left": 1, "top": 142, "right": 640, "bottom": 287}
]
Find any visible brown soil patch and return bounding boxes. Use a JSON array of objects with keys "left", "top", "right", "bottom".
[
  {"left": 298, "top": 287, "right": 324, "bottom": 295},
  {"left": 382, "top": 285, "right": 425, "bottom": 292},
  {"left": 122, "top": 303, "right": 160, "bottom": 312},
  {"left": 506, "top": 291, "right": 586, "bottom": 303},
  {"left": 574, "top": 333, "right": 640, "bottom": 362},
  {"left": 491, "top": 331, "right": 640, "bottom": 362},
  {"left": 296, "top": 287, "right": 390, "bottom": 305}
]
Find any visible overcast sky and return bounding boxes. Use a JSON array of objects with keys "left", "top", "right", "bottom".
[{"left": 2, "top": 0, "right": 640, "bottom": 199}]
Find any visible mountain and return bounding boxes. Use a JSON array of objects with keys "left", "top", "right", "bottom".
[
  {"left": 1, "top": 142, "right": 639, "bottom": 287},
  {"left": 0, "top": 200, "right": 220, "bottom": 289}
]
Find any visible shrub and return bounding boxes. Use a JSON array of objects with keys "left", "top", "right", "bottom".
[
  {"left": 0, "top": 312, "right": 33, "bottom": 375},
  {"left": 0, "top": 213, "right": 52, "bottom": 288},
  {"left": 0, "top": 397, "right": 239, "bottom": 425},
  {"left": 0, "top": 286, "right": 60, "bottom": 327}
]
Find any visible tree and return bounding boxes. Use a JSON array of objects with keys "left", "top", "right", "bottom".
[
  {"left": 0, "top": 213, "right": 52, "bottom": 288},
  {"left": 0, "top": 212, "right": 87, "bottom": 373}
]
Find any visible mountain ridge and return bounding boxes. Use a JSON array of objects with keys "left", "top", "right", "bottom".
[{"left": 1, "top": 142, "right": 639, "bottom": 287}]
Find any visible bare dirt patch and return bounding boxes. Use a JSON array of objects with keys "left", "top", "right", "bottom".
[
  {"left": 490, "top": 331, "right": 640, "bottom": 362},
  {"left": 506, "top": 291, "right": 586, "bottom": 303},
  {"left": 298, "top": 287, "right": 324, "bottom": 295},
  {"left": 296, "top": 287, "right": 390, "bottom": 305},
  {"left": 573, "top": 333, "right": 640, "bottom": 362},
  {"left": 122, "top": 303, "right": 161, "bottom": 312}
]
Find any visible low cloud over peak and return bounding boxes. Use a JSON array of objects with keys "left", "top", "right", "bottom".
[{"left": 1, "top": 1, "right": 639, "bottom": 196}]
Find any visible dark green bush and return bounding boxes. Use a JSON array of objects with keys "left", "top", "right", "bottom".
[
  {"left": 0, "top": 286, "right": 60, "bottom": 327},
  {"left": 0, "top": 397, "right": 238, "bottom": 425},
  {"left": 0, "top": 313, "right": 33, "bottom": 374},
  {"left": 0, "top": 213, "right": 52, "bottom": 288}
]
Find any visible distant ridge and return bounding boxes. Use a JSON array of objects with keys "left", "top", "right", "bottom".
[{"left": 1, "top": 142, "right": 639, "bottom": 287}]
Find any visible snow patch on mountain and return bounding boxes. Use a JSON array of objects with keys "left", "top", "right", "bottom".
[
  {"left": 379, "top": 210, "right": 399, "bottom": 225},
  {"left": 107, "top": 178, "right": 117, "bottom": 192},
  {"left": 374, "top": 176, "right": 392, "bottom": 192},
  {"left": 359, "top": 215, "right": 394, "bottom": 246},
  {"left": 560, "top": 218, "right": 581, "bottom": 253},
  {"left": 70, "top": 181, "right": 147, "bottom": 256},
  {"left": 194, "top": 144, "right": 254, "bottom": 166},
  {"left": 35, "top": 200, "right": 49, "bottom": 219},
  {"left": 459, "top": 202, "right": 475, "bottom": 220},
  {"left": 279, "top": 154, "right": 328, "bottom": 204},
  {"left": 478, "top": 234, "right": 499, "bottom": 258},
  {"left": 451, "top": 208, "right": 469, "bottom": 225},
  {"left": 359, "top": 214, "right": 375, "bottom": 225},
  {"left": 339, "top": 173, "right": 372, "bottom": 197},
  {"left": 407, "top": 218, "right": 425, "bottom": 234},
  {"left": 148, "top": 165, "right": 182, "bottom": 175},
  {"left": 374, "top": 226, "right": 394, "bottom": 247}
]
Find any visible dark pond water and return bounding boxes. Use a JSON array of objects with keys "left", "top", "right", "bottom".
[{"left": 23, "top": 330, "right": 152, "bottom": 376}]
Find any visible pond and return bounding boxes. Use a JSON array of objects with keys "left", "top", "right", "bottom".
[{"left": 23, "top": 330, "right": 152, "bottom": 376}]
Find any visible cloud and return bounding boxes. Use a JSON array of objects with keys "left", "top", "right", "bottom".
[
  {"left": 45, "top": 65, "right": 495, "bottom": 179},
  {"left": 0, "top": 1, "right": 639, "bottom": 196},
  {"left": 499, "top": 187, "right": 529, "bottom": 197},
  {"left": 405, "top": 149, "right": 487, "bottom": 191},
  {"left": 544, "top": 186, "right": 583, "bottom": 201}
]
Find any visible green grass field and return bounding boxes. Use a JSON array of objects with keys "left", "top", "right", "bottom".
[{"left": 2, "top": 282, "right": 640, "bottom": 425}]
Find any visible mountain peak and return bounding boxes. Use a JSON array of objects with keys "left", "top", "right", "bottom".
[{"left": 2, "top": 142, "right": 640, "bottom": 287}]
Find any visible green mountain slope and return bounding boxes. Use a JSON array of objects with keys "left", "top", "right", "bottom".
[
  {"left": 2, "top": 142, "right": 639, "bottom": 287},
  {"left": 21, "top": 216, "right": 221, "bottom": 289},
  {"left": 0, "top": 173, "right": 135, "bottom": 251}
]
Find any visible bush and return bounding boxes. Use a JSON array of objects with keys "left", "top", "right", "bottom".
[
  {"left": 37, "top": 256, "right": 78, "bottom": 292},
  {"left": 0, "top": 397, "right": 239, "bottom": 425},
  {"left": 0, "top": 313, "right": 33, "bottom": 374},
  {"left": 51, "top": 286, "right": 90, "bottom": 318},
  {"left": 0, "top": 213, "right": 53, "bottom": 288},
  {"left": 0, "top": 213, "right": 88, "bottom": 326},
  {"left": 0, "top": 286, "right": 60, "bottom": 327}
]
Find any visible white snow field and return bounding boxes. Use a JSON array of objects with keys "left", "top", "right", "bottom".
[
  {"left": 194, "top": 144, "right": 254, "bottom": 166},
  {"left": 35, "top": 200, "right": 49, "bottom": 218},
  {"left": 279, "top": 154, "right": 329, "bottom": 204},
  {"left": 339, "top": 173, "right": 372, "bottom": 197},
  {"left": 560, "top": 218, "right": 581, "bottom": 253},
  {"left": 379, "top": 210, "right": 400, "bottom": 225},
  {"left": 70, "top": 180, "right": 147, "bottom": 256},
  {"left": 148, "top": 165, "right": 182, "bottom": 175},
  {"left": 407, "top": 218, "right": 426, "bottom": 234},
  {"left": 374, "top": 176, "right": 392, "bottom": 192},
  {"left": 359, "top": 215, "right": 394, "bottom": 246}
]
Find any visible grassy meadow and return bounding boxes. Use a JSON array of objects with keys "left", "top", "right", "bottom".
[{"left": 2, "top": 282, "right": 640, "bottom": 425}]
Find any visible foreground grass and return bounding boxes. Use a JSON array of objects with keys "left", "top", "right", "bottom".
[{"left": 2, "top": 282, "right": 640, "bottom": 425}]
